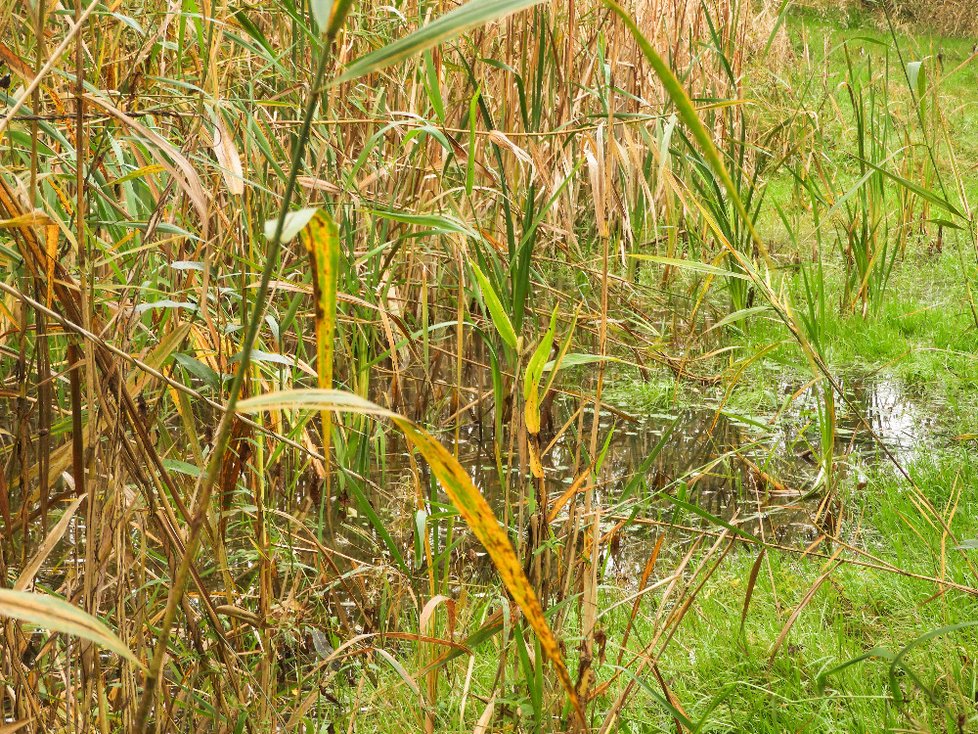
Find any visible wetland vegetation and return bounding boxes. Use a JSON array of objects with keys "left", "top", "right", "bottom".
[{"left": 1, "top": 0, "right": 977, "bottom": 731}]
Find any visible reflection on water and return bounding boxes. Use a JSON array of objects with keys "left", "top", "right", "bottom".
[
  {"left": 836, "top": 378, "right": 936, "bottom": 464},
  {"left": 771, "top": 376, "right": 936, "bottom": 470},
  {"left": 330, "top": 376, "right": 938, "bottom": 581}
]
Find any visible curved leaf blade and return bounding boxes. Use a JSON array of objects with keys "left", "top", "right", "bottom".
[
  {"left": 0, "top": 588, "right": 141, "bottom": 667},
  {"left": 470, "top": 260, "right": 518, "bottom": 352},
  {"left": 237, "top": 388, "right": 583, "bottom": 720},
  {"left": 331, "top": 0, "right": 547, "bottom": 87}
]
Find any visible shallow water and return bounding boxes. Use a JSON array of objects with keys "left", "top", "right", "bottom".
[{"left": 331, "top": 375, "right": 938, "bottom": 579}]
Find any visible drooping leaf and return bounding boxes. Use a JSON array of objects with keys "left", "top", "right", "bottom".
[
  {"left": 543, "top": 352, "right": 621, "bottom": 372},
  {"left": 906, "top": 59, "right": 926, "bottom": 103},
  {"left": 368, "top": 208, "right": 479, "bottom": 239},
  {"left": 0, "top": 588, "right": 141, "bottom": 667},
  {"left": 230, "top": 349, "right": 294, "bottom": 367},
  {"left": 298, "top": 209, "right": 341, "bottom": 461},
  {"left": 856, "top": 155, "right": 963, "bottom": 219},
  {"left": 238, "top": 389, "right": 394, "bottom": 417},
  {"left": 236, "top": 389, "right": 582, "bottom": 719},
  {"left": 263, "top": 207, "right": 319, "bottom": 244}
]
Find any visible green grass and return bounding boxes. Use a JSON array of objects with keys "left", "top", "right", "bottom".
[
  {"left": 733, "top": 253, "right": 976, "bottom": 382},
  {"left": 640, "top": 555, "right": 978, "bottom": 732},
  {"left": 345, "top": 444, "right": 978, "bottom": 732}
]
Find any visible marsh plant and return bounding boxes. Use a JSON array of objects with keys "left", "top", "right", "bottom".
[{"left": 0, "top": 0, "right": 977, "bottom": 731}]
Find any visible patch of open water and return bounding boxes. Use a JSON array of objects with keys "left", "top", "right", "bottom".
[{"left": 331, "top": 375, "right": 942, "bottom": 582}]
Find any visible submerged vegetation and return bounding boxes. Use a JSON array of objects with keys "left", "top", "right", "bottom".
[{"left": 1, "top": 0, "right": 977, "bottom": 730}]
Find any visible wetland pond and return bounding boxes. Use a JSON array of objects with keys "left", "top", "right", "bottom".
[{"left": 330, "top": 375, "right": 941, "bottom": 583}]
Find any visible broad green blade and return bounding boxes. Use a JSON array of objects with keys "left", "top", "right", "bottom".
[
  {"left": 331, "top": 0, "right": 547, "bottom": 86},
  {"left": 470, "top": 260, "right": 518, "bottom": 352},
  {"left": 523, "top": 308, "right": 556, "bottom": 435}
]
